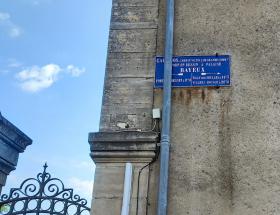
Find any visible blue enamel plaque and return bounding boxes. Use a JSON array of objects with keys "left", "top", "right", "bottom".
[{"left": 155, "top": 55, "right": 231, "bottom": 88}]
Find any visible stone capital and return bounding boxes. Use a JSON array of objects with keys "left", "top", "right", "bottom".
[{"left": 88, "top": 131, "right": 159, "bottom": 163}]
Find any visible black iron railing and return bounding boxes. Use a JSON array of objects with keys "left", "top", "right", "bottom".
[{"left": 0, "top": 163, "right": 90, "bottom": 215}]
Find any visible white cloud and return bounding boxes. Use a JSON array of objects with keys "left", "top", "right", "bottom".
[
  {"left": 66, "top": 65, "right": 85, "bottom": 77},
  {"left": 15, "top": 64, "right": 85, "bottom": 93},
  {"left": 16, "top": 64, "right": 61, "bottom": 92},
  {"left": 68, "top": 177, "right": 93, "bottom": 199},
  {"left": 0, "top": 12, "right": 22, "bottom": 38}
]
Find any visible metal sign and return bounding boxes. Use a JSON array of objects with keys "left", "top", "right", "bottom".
[{"left": 155, "top": 55, "right": 231, "bottom": 88}]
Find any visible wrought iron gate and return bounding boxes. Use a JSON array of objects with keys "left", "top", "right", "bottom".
[{"left": 0, "top": 164, "right": 90, "bottom": 215}]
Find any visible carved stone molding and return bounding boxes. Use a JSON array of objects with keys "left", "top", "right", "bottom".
[
  {"left": 88, "top": 131, "right": 159, "bottom": 163},
  {"left": 0, "top": 112, "right": 32, "bottom": 191},
  {"left": 0, "top": 113, "right": 32, "bottom": 152}
]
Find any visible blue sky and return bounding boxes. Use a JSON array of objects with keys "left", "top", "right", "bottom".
[{"left": 0, "top": 0, "right": 112, "bottom": 202}]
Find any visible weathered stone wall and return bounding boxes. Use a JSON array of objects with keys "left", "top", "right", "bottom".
[
  {"left": 99, "top": 0, "right": 159, "bottom": 132},
  {"left": 153, "top": 0, "right": 280, "bottom": 214},
  {"left": 92, "top": 0, "right": 280, "bottom": 214}
]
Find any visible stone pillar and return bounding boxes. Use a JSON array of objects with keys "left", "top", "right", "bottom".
[
  {"left": 89, "top": 131, "right": 159, "bottom": 215},
  {"left": 0, "top": 113, "right": 32, "bottom": 193},
  {"left": 89, "top": 0, "right": 160, "bottom": 214}
]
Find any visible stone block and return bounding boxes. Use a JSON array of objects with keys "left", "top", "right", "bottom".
[
  {"left": 106, "top": 52, "right": 155, "bottom": 78},
  {"left": 93, "top": 164, "right": 125, "bottom": 198},
  {"left": 100, "top": 104, "right": 153, "bottom": 131},
  {"left": 112, "top": 6, "right": 158, "bottom": 23},
  {"left": 108, "top": 29, "right": 157, "bottom": 53},
  {"left": 0, "top": 139, "right": 19, "bottom": 166},
  {"left": 91, "top": 198, "right": 123, "bottom": 215},
  {"left": 103, "top": 77, "right": 154, "bottom": 105},
  {"left": 112, "top": 0, "right": 158, "bottom": 7}
]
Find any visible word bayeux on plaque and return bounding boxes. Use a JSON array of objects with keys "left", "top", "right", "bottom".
[{"left": 154, "top": 55, "right": 231, "bottom": 88}]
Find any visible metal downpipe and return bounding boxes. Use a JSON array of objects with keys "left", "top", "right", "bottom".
[
  {"left": 157, "top": 0, "right": 174, "bottom": 214},
  {"left": 121, "top": 163, "right": 133, "bottom": 215}
]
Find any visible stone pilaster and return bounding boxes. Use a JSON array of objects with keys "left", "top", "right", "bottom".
[
  {"left": 88, "top": 0, "right": 160, "bottom": 213},
  {"left": 89, "top": 131, "right": 159, "bottom": 215},
  {"left": 99, "top": 0, "right": 159, "bottom": 132}
]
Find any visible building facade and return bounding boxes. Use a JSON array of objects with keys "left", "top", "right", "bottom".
[{"left": 89, "top": 0, "right": 280, "bottom": 214}]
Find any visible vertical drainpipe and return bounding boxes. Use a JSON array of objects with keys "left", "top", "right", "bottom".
[
  {"left": 121, "top": 163, "right": 133, "bottom": 215},
  {"left": 157, "top": 0, "right": 174, "bottom": 214}
]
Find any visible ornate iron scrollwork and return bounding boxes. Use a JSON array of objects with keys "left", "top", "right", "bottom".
[{"left": 0, "top": 163, "right": 90, "bottom": 215}]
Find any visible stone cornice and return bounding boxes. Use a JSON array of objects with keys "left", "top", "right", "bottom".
[
  {"left": 89, "top": 131, "right": 159, "bottom": 163},
  {"left": 0, "top": 113, "right": 32, "bottom": 191},
  {"left": 0, "top": 112, "right": 32, "bottom": 152}
]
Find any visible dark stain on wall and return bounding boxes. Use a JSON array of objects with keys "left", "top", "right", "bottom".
[{"left": 171, "top": 87, "right": 217, "bottom": 105}]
